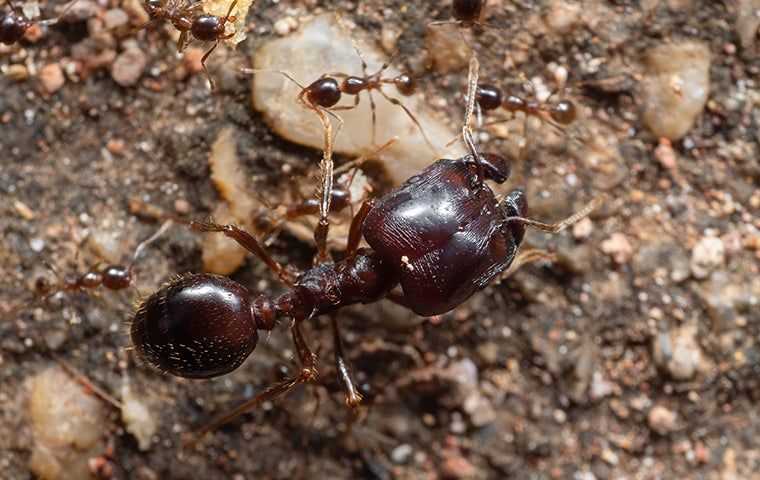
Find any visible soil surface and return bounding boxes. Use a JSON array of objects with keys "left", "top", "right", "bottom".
[{"left": 1, "top": 0, "right": 759, "bottom": 479}]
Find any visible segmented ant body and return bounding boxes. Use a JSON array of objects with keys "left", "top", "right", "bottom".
[
  {"left": 141, "top": 0, "right": 238, "bottom": 88},
  {"left": 0, "top": 0, "right": 78, "bottom": 45},
  {"left": 475, "top": 82, "right": 577, "bottom": 129}
]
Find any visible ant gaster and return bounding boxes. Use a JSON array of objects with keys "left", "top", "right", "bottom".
[
  {"left": 130, "top": 109, "right": 599, "bottom": 437},
  {"left": 141, "top": 0, "right": 239, "bottom": 88},
  {"left": 0, "top": 0, "right": 79, "bottom": 45}
]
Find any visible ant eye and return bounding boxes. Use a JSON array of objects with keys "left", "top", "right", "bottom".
[
  {"left": 131, "top": 274, "right": 258, "bottom": 379},
  {"left": 475, "top": 83, "right": 502, "bottom": 111},
  {"left": 393, "top": 74, "right": 416, "bottom": 96},
  {"left": 307, "top": 77, "right": 342, "bottom": 108},
  {"left": 551, "top": 100, "right": 576, "bottom": 125}
]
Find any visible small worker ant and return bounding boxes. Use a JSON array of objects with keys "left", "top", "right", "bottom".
[
  {"left": 140, "top": 0, "right": 239, "bottom": 89},
  {"left": 475, "top": 81, "right": 577, "bottom": 132},
  {"left": 25, "top": 221, "right": 172, "bottom": 308},
  {"left": 129, "top": 58, "right": 601, "bottom": 437},
  {"left": 0, "top": 0, "right": 79, "bottom": 45}
]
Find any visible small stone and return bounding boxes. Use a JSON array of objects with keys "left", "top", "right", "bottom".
[
  {"left": 441, "top": 454, "right": 477, "bottom": 479},
  {"left": 463, "top": 392, "right": 496, "bottom": 427},
  {"left": 391, "top": 444, "right": 413, "bottom": 464},
  {"left": 648, "top": 405, "right": 678, "bottom": 435},
  {"left": 273, "top": 16, "right": 297, "bottom": 36},
  {"left": 121, "top": 382, "right": 157, "bottom": 451},
  {"left": 544, "top": 0, "right": 582, "bottom": 34},
  {"left": 6, "top": 64, "right": 29, "bottom": 81},
  {"left": 590, "top": 371, "right": 615, "bottom": 400},
  {"left": 601, "top": 232, "right": 634, "bottom": 264},
  {"left": 572, "top": 217, "right": 593, "bottom": 239},
  {"left": 425, "top": 23, "right": 470, "bottom": 73},
  {"left": 38, "top": 63, "right": 65, "bottom": 94},
  {"left": 111, "top": 48, "right": 147, "bottom": 87},
  {"left": 103, "top": 8, "right": 129, "bottom": 30},
  {"left": 653, "top": 324, "right": 703, "bottom": 381},
  {"left": 690, "top": 236, "right": 725, "bottom": 279},
  {"left": 106, "top": 138, "right": 126, "bottom": 155},
  {"left": 174, "top": 199, "right": 191, "bottom": 215},
  {"left": 641, "top": 41, "right": 711, "bottom": 140},
  {"left": 183, "top": 47, "right": 205, "bottom": 74},
  {"left": 601, "top": 448, "right": 619, "bottom": 466},
  {"left": 29, "top": 237, "right": 45, "bottom": 252},
  {"left": 736, "top": 0, "right": 760, "bottom": 51}
]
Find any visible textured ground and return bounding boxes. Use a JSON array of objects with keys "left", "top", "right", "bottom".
[{"left": 1, "top": 0, "right": 759, "bottom": 479}]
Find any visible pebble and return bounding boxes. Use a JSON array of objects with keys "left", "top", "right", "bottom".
[
  {"left": 425, "top": 23, "right": 470, "bottom": 73},
  {"left": 690, "top": 236, "right": 725, "bottom": 279},
  {"left": 544, "top": 0, "right": 582, "bottom": 34},
  {"left": 111, "top": 47, "right": 147, "bottom": 87},
  {"left": 463, "top": 391, "right": 496, "bottom": 427},
  {"left": 252, "top": 15, "right": 464, "bottom": 185},
  {"left": 601, "top": 232, "right": 634, "bottom": 264},
  {"left": 391, "top": 444, "right": 413, "bottom": 464},
  {"left": 38, "top": 63, "right": 65, "bottom": 94},
  {"left": 121, "top": 381, "right": 157, "bottom": 451},
  {"left": 641, "top": 41, "right": 711, "bottom": 140},
  {"left": 736, "top": 0, "right": 760, "bottom": 50},
  {"left": 183, "top": 47, "right": 205, "bottom": 74},
  {"left": 441, "top": 453, "right": 477, "bottom": 479},
  {"left": 572, "top": 217, "right": 593, "bottom": 239},
  {"left": 273, "top": 16, "right": 298, "bottom": 36},
  {"left": 652, "top": 324, "right": 703, "bottom": 380},
  {"left": 27, "top": 366, "right": 107, "bottom": 480},
  {"left": 648, "top": 405, "right": 678, "bottom": 435},
  {"left": 6, "top": 64, "right": 29, "bottom": 81},
  {"left": 103, "top": 8, "right": 129, "bottom": 30}
]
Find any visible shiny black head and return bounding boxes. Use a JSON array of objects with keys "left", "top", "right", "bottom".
[
  {"left": 463, "top": 153, "right": 511, "bottom": 183},
  {"left": 0, "top": 12, "right": 31, "bottom": 45},
  {"left": 131, "top": 273, "right": 259, "bottom": 379},
  {"left": 191, "top": 14, "right": 224, "bottom": 42}
]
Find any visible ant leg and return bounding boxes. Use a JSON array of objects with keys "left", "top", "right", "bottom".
[
  {"left": 330, "top": 316, "right": 362, "bottom": 409},
  {"left": 345, "top": 199, "right": 374, "bottom": 260},
  {"left": 177, "top": 31, "right": 189, "bottom": 52},
  {"left": 306, "top": 104, "right": 339, "bottom": 263},
  {"left": 186, "top": 220, "right": 296, "bottom": 285},
  {"left": 37, "top": 0, "right": 81, "bottom": 26},
  {"left": 498, "top": 248, "right": 557, "bottom": 282},
  {"left": 501, "top": 196, "right": 605, "bottom": 234},
  {"left": 377, "top": 88, "right": 438, "bottom": 155},
  {"left": 462, "top": 56, "right": 485, "bottom": 180},
  {"left": 191, "top": 321, "right": 318, "bottom": 441},
  {"left": 200, "top": 41, "right": 219, "bottom": 90}
]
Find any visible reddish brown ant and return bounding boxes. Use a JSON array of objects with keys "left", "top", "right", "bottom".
[
  {"left": 0, "top": 0, "right": 80, "bottom": 45},
  {"left": 475, "top": 81, "right": 577, "bottom": 131},
  {"left": 139, "top": 0, "right": 239, "bottom": 89},
  {"left": 128, "top": 60, "right": 601, "bottom": 437},
  {"left": 27, "top": 221, "right": 172, "bottom": 306}
]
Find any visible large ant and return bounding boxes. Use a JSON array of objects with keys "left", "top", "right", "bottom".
[
  {"left": 140, "top": 0, "right": 239, "bottom": 88},
  {"left": 0, "top": 0, "right": 79, "bottom": 45},
  {"left": 128, "top": 61, "right": 600, "bottom": 436}
]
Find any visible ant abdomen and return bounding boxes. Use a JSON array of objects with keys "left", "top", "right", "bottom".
[
  {"left": 0, "top": 12, "right": 30, "bottom": 45},
  {"left": 131, "top": 274, "right": 261, "bottom": 379}
]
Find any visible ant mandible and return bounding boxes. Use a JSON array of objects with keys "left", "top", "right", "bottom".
[
  {"left": 140, "top": 0, "right": 239, "bottom": 89},
  {"left": 0, "top": 0, "right": 79, "bottom": 45},
  {"left": 129, "top": 59, "right": 601, "bottom": 436}
]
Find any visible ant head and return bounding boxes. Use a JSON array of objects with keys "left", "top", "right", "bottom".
[
  {"left": 131, "top": 273, "right": 259, "bottom": 379},
  {"left": 191, "top": 14, "right": 225, "bottom": 42},
  {"left": 0, "top": 12, "right": 32, "bottom": 45},
  {"left": 143, "top": 0, "right": 163, "bottom": 17},
  {"left": 393, "top": 74, "right": 416, "bottom": 96},
  {"left": 452, "top": 0, "right": 484, "bottom": 23},
  {"left": 550, "top": 99, "right": 576, "bottom": 125},
  {"left": 475, "top": 83, "right": 502, "bottom": 111},
  {"left": 306, "top": 77, "right": 342, "bottom": 108}
]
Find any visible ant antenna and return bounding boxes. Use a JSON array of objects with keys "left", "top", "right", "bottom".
[
  {"left": 128, "top": 219, "right": 173, "bottom": 270},
  {"left": 500, "top": 196, "right": 604, "bottom": 233}
]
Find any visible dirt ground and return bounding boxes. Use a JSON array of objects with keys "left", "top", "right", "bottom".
[{"left": 1, "top": 0, "right": 759, "bottom": 479}]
